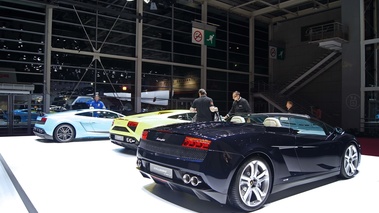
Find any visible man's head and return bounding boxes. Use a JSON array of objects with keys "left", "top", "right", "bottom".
[
  {"left": 94, "top": 95, "right": 100, "bottom": 101},
  {"left": 232, "top": 91, "right": 240, "bottom": 101},
  {"left": 286, "top": 100, "right": 293, "bottom": 109},
  {"left": 198, "top": 89, "right": 207, "bottom": 96}
]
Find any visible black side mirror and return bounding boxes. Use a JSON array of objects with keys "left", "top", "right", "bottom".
[
  {"left": 326, "top": 127, "right": 344, "bottom": 140},
  {"left": 334, "top": 127, "right": 345, "bottom": 135}
]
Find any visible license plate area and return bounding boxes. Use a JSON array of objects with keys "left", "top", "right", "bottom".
[
  {"left": 150, "top": 163, "right": 173, "bottom": 179},
  {"left": 114, "top": 135, "right": 124, "bottom": 141}
]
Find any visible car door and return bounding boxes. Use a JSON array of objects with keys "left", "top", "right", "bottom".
[
  {"left": 75, "top": 111, "right": 95, "bottom": 132},
  {"left": 290, "top": 117, "right": 340, "bottom": 174},
  {"left": 262, "top": 116, "right": 301, "bottom": 178},
  {"left": 90, "top": 111, "right": 120, "bottom": 133}
]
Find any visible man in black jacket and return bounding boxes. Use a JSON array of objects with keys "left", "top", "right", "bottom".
[
  {"left": 225, "top": 91, "right": 252, "bottom": 118},
  {"left": 190, "top": 89, "right": 217, "bottom": 122},
  {"left": 286, "top": 100, "right": 294, "bottom": 113}
]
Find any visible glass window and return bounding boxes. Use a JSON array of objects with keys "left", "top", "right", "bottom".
[
  {"left": 172, "top": 66, "right": 200, "bottom": 99},
  {"left": 366, "top": 91, "right": 379, "bottom": 121},
  {"left": 174, "top": 4, "right": 201, "bottom": 22},
  {"left": 0, "top": 2, "right": 45, "bottom": 87},
  {"left": 76, "top": 112, "right": 92, "bottom": 117},
  {"left": 1, "top": 0, "right": 271, "bottom": 121},
  {"left": 97, "top": 111, "right": 120, "bottom": 119},
  {"left": 53, "top": 6, "right": 136, "bottom": 56},
  {"left": 168, "top": 112, "right": 196, "bottom": 121},
  {"left": 280, "top": 117, "right": 328, "bottom": 136},
  {"left": 208, "top": 47, "right": 227, "bottom": 60}
]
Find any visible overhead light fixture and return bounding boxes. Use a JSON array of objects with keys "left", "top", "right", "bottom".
[
  {"left": 127, "top": 0, "right": 134, "bottom": 2},
  {"left": 144, "top": 0, "right": 150, "bottom": 3},
  {"left": 150, "top": 1, "right": 157, "bottom": 10}
]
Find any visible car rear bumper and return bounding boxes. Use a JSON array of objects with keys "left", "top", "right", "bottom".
[
  {"left": 136, "top": 146, "right": 233, "bottom": 205},
  {"left": 138, "top": 167, "right": 228, "bottom": 204},
  {"left": 109, "top": 133, "right": 138, "bottom": 149},
  {"left": 33, "top": 127, "right": 53, "bottom": 140}
]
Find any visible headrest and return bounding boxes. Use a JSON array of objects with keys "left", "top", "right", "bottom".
[
  {"left": 230, "top": 116, "right": 245, "bottom": 123},
  {"left": 263, "top": 117, "right": 282, "bottom": 127}
]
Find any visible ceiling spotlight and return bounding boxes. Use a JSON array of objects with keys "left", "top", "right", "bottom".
[
  {"left": 144, "top": 0, "right": 150, "bottom": 3},
  {"left": 150, "top": 1, "right": 157, "bottom": 10}
]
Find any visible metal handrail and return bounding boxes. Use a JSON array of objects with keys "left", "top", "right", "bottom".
[{"left": 308, "top": 22, "right": 348, "bottom": 42}]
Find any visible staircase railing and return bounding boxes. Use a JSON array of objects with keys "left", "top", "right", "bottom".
[
  {"left": 279, "top": 51, "right": 341, "bottom": 96},
  {"left": 308, "top": 22, "right": 348, "bottom": 42},
  {"left": 252, "top": 82, "right": 313, "bottom": 115}
]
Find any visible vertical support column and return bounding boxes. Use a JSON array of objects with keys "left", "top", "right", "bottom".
[
  {"left": 267, "top": 23, "right": 274, "bottom": 112},
  {"left": 27, "top": 93, "right": 32, "bottom": 134},
  {"left": 341, "top": 0, "right": 364, "bottom": 132},
  {"left": 226, "top": 13, "right": 230, "bottom": 96},
  {"left": 170, "top": 6, "right": 174, "bottom": 109},
  {"left": 249, "top": 16, "right": 255, "bottom": 112},
  {"left": 8, "top": 95, "right": 13, "bottom": 134},
  {"left": 375, "top": 0, "right": 379, "bottom": 87},
  {"left": 43, "top": 5, "right": 52, "bottom": 113},
  {"left": 200, "top": 1, "right": 207, "bottom": 89},
  {"left": 135, "top": 0, "right": 143, "bottom": 113},
  {"left": 268, "top": 24, "right": 274, "bottom": 83},
  {"left": 360, "top": 0, "right": 366, "bottom": 133}
]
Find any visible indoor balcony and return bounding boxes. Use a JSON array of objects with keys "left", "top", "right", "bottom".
[{"left": 308, "top": 22, "right": 349, "bottom": 51}]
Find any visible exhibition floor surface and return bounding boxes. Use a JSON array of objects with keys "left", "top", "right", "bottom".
[{"left": 0, "top": 136, "right": 378, "bottom": 213}]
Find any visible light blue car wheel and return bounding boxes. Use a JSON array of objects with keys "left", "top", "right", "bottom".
[{"left": 54, "top": 124, "right": 76, "bottom": 143}]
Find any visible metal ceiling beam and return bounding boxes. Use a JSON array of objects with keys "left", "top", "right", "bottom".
[
  {"left": 198, "top": 0, "right": 250, "bottom": 16},
  {"left": 252, "top": 0, "right": 311, "bottom": 16},
  {"left": 271, "top": 1, "right": 341, "bottom": 23},
  {"left": 196, "top": 0, "right": 271, "bottom": 23},
  {"left": 257, "top": 0, "right": 299, "bottom": 17},
  {"left": 230, "top": 0, "right": 258, "bottom": 10},
  {"left": 195, "top": 0, "right": 341, "bottom": 24},
  {"left": 313, "top": 0, "right": 329, "bottom": 9},
  {"left": 56, "top": 0, "right": 142, "bottom": 20}
]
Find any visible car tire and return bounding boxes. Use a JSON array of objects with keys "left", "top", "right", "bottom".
[
  {"left": 228, "top": 156, "right": 272, "bottom": 212},
  {"left": 339, "top": 143, "right": 359, "bottom": 179},
  {"left": 53, "top": 124, "right": 76, "bottom": 143}
]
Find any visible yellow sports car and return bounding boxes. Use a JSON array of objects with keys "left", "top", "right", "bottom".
[{"left": 109, "top": 109, "right": 196, "bottom": 149}]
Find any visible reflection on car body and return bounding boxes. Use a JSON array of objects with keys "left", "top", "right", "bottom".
[{"left": 136, "top": 113, "right": 361, "bottom": 212}]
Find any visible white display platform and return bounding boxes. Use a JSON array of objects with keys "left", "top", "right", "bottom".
[{"left": 0, "top": 136, "right": 378, "bottom": 213}]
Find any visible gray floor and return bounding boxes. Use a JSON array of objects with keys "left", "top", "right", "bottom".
[{"left": 0, "top": 136, "right": 378, "bottom": 213}]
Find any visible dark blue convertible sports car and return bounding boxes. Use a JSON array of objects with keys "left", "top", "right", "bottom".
[{"left": 136, "top": 113, "right": 361, "bottom": 212}]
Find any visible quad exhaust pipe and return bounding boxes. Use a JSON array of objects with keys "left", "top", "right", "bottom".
[{"left": 182, "top": 174, "right": 202, "bottom": 186}]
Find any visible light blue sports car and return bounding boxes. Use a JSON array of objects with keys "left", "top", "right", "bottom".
[{"left": 33, "top": 109, "right": 125, "bottom": 142}]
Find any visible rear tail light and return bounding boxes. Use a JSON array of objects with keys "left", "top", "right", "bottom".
[
  {"left": 127, "top": 121, "right": 138, "bottom": 127},
  {"left": 40, "top": 117, "right": 47, "bottom": 124},
  {"left": 182, "top": 136, "right": 211, "bottom": 150},
  {"left": 127, "top": 121, "right": 138, "bottom": 131},
  {"left": 141, "top": 130, "right": 148, "bottom": 140}
]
